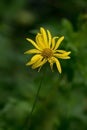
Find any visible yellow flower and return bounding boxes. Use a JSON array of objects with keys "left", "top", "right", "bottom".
[{"left": 25, "top": 27, "right": 71, "bottom": 73}]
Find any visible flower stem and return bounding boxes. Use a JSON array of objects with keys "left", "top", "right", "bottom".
[
  {"left": 29, "top": 75, "right": 43, "bottom": 120},
  {"left": 23, "top": 72, "right": 44, "bottom": 130}
]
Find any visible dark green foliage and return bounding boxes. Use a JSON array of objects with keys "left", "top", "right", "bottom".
[{"left": 0, "top": 0, "right": 87, "bottom": 130}]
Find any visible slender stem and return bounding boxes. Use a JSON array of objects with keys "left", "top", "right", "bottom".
[
  {"left": 29, "top": 76, "right": 43, "bottom": 120},
  {"left": 23, "top": 73, "right": 44, "bottom": 130}
]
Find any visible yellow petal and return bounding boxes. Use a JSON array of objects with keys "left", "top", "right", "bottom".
[
  {"left": 40, "top": 27, "right": 48, "bottom": 47},
  {"left": 54, "top": 54, "right": 71, "bottom": 59},
  {"left": 36, "top": 33, "right": 45, "bottom": 49},
  {"left": 50, "top": 62, "right": 54, "bottom": 72},
  {"left": 47, "top": 30, "right": 52, "bottom": 48},
  {"left": 58, "top": 56, "right": 71, "bottom": 59},
  {"left": 55, "top": 50, "right": 67, "bottom": 53},
  {"left": 51, "top": 37, "right": 59, "bottom": 49},
  {"left": 52, "top": 57, "right": 62, "bottom": 73},
  {"left": 55, "top": 50, "right": 71, "bottom": 55},
  {"left": 26, "top": 60, "right": 35, "bottom": 66},
  {"left": 32, "top": 59, "right": 42, "bottom": 69},
  {"left": 32, "top": 59, "right": 47, "bottom": 69},
  {"left": 54, "top": 36, "right": 64, "bottom": 50},
  {"left": 48, "top": 58, "right": 54, "bottom": 71},
  {"left": 26, "top": 54, "right": 42, "bottom": 66},
  {"left": 31, "top": 54, "right": 42, "bottom": 61},
  {"left": 54, "top": 54, "right": 63, "bottom": 57},
  {"left": 26, "top": 38, "right": 42, "bottom": 50},
  {"left": 24, "top": 49, "right": 41, "bottom": 54},
  {"left": 63, "top": 51, "right": 71, "bottom": 56}
]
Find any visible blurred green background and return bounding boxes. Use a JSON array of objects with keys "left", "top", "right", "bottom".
[{"left": 0, "top": 0, "right": 87, "bottom": 130}]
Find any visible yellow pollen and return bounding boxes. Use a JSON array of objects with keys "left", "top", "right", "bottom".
[{"left": 41, "top": 48, "right": 53, "bottom": 58}]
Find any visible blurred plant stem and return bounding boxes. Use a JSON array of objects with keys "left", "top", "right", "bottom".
[{"left": 23, "top": 69, "right": 45, "bottom": 130}]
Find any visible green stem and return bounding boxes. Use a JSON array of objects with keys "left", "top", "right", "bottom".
[
  {"left": 30, "top": 77, "right": 43, "bottom": 117},
  {"left": 23, "top": 72, "right": 44, "bottom": 130}
]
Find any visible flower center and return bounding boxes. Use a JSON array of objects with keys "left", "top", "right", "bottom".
[{"left": 41, "top": 48, "right": 53, "bottom": 58}]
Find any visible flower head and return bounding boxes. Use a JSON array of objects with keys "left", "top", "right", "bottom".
[{"left": 25, "top": 27, "right": 71, "bottom": 73}]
